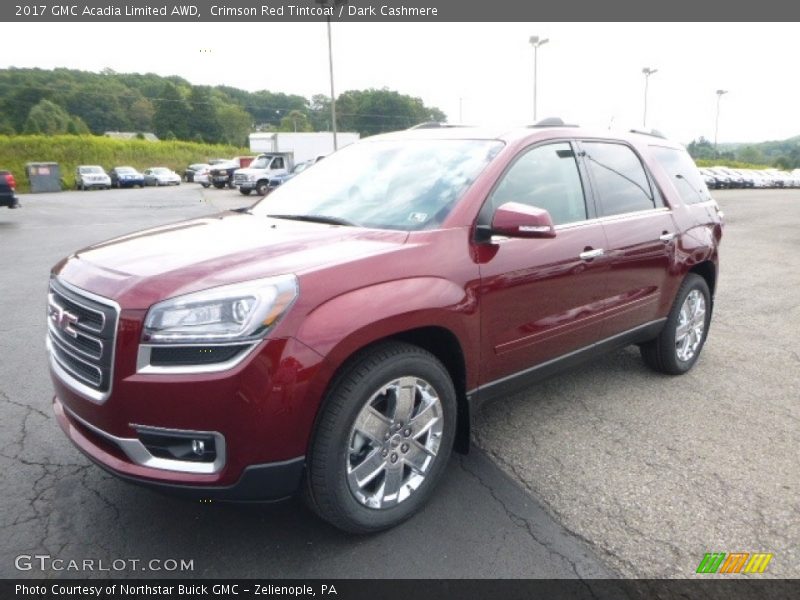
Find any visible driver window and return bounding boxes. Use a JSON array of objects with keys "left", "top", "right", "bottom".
[
  {"left": 488, "top": 142, "right": 588, "bottom": 226},
  {"left": 272, "top": 157, "right": 284, "bottom": 170}
]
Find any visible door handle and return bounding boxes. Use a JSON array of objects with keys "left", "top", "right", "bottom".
[
  {"left": 579, "top": 248, "right": 604, "bottom": 261},
  {"left": 659, "top": 232, "right": 676, "bottom": 242}
]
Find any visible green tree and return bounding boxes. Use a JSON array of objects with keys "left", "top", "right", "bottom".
[
  {"left": 336, "top": 88, "right": 447, "bottom": 136},
  {"left": 153, "top": 82, "right": 191, "bottom": 140},
  {"left": 216, "top": 104, "right": 252, "bottom": 146},
  {"left": 687, "top": 137, "right": 716, "bottom": 160},
  {"left": 129, "top": 97, "right": 155, "bottom": 132},
  {"left": 278, "top": 110, "right": 313, "bottom": 132},
  {"left": 23, "top": 99, "right": 73, "bottom": 134},
  {"left": 189, "top": 86, "right": 221, "bottom": 143}
]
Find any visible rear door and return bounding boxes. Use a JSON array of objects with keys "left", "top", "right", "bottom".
[
  {"left": 578, "top": 140, "right": 678, "bottom": 337},
  {"left": 477, "top": 141, "right": 611, "bottom": 385}
]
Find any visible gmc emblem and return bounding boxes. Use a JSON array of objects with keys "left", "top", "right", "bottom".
[{"left": 48, "top": 294, "right": 79, "bottom": 338}]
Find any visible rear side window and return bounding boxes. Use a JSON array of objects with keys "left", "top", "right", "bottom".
[
  {"left": 650, "top": 146, "right": 713, "bottom": 205},
  {"left": 487, "top": 142, "right": 588, "bottom": 226},
  {"left": 583, "top": 142, "right": 655, "bottom": 216}
]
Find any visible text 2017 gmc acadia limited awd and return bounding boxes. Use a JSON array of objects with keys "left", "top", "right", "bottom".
[{"left": 48, "top": 123, "right": 722, "bottom": 533}]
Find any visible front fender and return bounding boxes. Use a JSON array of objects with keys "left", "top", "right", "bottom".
[{"left": 295, "top": 276, "right": 477, "bottom": 382}]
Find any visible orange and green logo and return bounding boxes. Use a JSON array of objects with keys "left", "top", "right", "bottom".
[{"left": 696, "top": 552, "right": 773, "bottom": 574}]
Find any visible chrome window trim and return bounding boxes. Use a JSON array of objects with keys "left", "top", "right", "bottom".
[
  {"left": 62, "top": 403, "right": 226, "bottom": 475},
  {"left": 47, "top": 278, "right": 119, "bottom": 404},
  {"left": 136, "top": 341, "right": 260, "bottom": 375},
  {"left": 555, "top": 206, "right": 672, "bottom": 231}
]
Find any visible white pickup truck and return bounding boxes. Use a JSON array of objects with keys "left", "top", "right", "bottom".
[{"left": 232, "top": 154, "right": 292, "bottom": 196}]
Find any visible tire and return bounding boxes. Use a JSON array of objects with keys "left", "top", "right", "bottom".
[
  {"left": 304, "top": 342, "right": 457, "bottom": 534},
  {"left": 239, "top": 188, "right": 252, "bottom": 196},
  {"left": 201, "top": 183, "right": 210, "bottom": 189},
  {"left": 255, "top": 181, "right": 270, "bottom": 196},
  {"left": 213, "top": 183, "right": 225, "bottom": 189},
  {"left": 640, "top": 273, "right": 711, "bottom": 375}
]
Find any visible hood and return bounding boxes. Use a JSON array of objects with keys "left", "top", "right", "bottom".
[{"left": 55, "top": 212, "right": 409, "bottom": 308}]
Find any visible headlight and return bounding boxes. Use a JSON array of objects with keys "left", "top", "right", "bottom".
[{"left": 142, "top": 275, "right": 298, "bottom": 344}]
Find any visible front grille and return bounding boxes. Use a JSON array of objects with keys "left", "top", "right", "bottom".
[
  {"left": 233, "top": 173, "right": 249, "bottom": 185},
  {"left": 48, "top": 279, "right": 118, "bottom": 398}
]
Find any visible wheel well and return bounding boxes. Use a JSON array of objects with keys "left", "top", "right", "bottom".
[
  {"left": 689, "top": 261, "right": 716, "bottom": 297},
  {"left": 390, "top": 327, "right": 470, "bottom": 454}
]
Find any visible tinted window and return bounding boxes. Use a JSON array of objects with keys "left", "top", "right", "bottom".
[
  {"left": 583, "top": 142, "right": 655, "bottom": 216},
  {"left": 487, "top": 142, "right": 587, "bottom": 225},
  {"left": 649, "top": 146, "right": 712, "bottom": 205}
]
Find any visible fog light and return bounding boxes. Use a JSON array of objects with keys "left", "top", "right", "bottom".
[
  {"left": 191, "top": 439, "right": 205, "bottom": 456},
  {"left": 137, "top": 429, "right": 217, "bottom": 463}
]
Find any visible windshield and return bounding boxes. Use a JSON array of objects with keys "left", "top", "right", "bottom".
[
  {"left": 153, "top": 168, "right": 171, "bottom": 174},
  {"left": 80, "top": 166, "right": 103, "bottom": 173},
  {"left": 252, "top": 139, "right": 503, "bottom": 230},
  {"left": 249, "top": 156, "right": 273, "bottom": 169},
  {"left": 117, "top": 167, "right": 135, "bottom": 173}
]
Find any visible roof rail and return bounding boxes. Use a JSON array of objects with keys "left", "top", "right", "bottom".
[
  {"left": 629, "top": 128, "right": 667, "bottom": 139},
  {"left": 407, "top": 121, "right": 470, "bottom": 130},
  {"left": 529, "top": 117, "right": 579, "bottom": 128}
]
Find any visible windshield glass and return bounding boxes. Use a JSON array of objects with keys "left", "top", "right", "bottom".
[
  {"left": 117, "top": 167, "right": 135, "bottom": 173},
  {"left": 252, "top": 139, "right": 503, "bottom": 230},
  {"left": 81, "top": 166, "right": 103, "bottom": 173},
  {"left": 153, "top": 168, "right": 170, "bottom": 174},
  {"left": 249, "top": 156, "right": 273, "bottom": 169}
]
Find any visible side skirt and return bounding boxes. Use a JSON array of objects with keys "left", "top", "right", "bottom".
[{"left": 468, "top": 319, "right": 666, "bottom": 411}]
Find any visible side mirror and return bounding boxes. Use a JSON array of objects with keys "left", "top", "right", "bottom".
[{"left": 491, "top": 202, "right": 556, "bottom": 239}]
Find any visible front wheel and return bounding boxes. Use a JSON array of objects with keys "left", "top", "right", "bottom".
[
  {"left": 255, "top": 181, "right": 270, "bottom": 196},
  {"left": 640, "top": 273, "right": 711, "bottom": 375},
  {"left": 304, "top": 342, "right": 456, "bottom": 533},
  {"left": 239, "top": 188, "right": 252, "bottom": 196}
]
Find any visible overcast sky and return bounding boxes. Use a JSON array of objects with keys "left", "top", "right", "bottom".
[{"left": 1, "top": 22, "right": 798, "bottom": 144}]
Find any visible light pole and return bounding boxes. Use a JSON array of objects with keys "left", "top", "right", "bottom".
[
  {"left": 317, "top": 0, "right": 346, "bottom": 150},
  {"left": 529, "top": 36, "right": 549, "bottom": 122},
  {"left": 714, "top": 89, "right": 728, "bottom": 154},
  {"left": 642, "top": 67, "right": 658, "bottom": 128}
]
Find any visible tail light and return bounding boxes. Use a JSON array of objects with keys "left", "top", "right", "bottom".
[{"left": 4, "top": 173, "right": 15, "bottom": 189}]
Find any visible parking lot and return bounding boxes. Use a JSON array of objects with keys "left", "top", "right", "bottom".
[{"left": 0, "top": 186, "right": 797, "bottom": 579}]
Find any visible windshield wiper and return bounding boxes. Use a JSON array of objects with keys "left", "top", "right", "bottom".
[{"left": 267, "top": 214, "right": 357, "bottom": 227}]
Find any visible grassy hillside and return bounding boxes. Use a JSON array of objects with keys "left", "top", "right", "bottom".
[{"left": 0, "top": 135, "right": 249, "bottom": 192}]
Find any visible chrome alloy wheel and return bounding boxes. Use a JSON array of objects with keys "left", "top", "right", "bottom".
[
  {"left": 347, "top": 376, "right": 443, "bottom": 509},
  {"left": 675, "top": 289, "right": 707, "bottom": 362}
]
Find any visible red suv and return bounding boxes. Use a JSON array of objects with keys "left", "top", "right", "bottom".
[{"left": 49, "top": 123, "right": 722, "bottom": 532}]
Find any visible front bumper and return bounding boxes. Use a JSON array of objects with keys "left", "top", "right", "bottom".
[{"left": 54, "top": 395, "right": 305, "bottom": 501}]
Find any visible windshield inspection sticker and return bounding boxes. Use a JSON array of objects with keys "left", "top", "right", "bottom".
[{"left": 408, "top": 212, "right": 428, "bottom": 223}]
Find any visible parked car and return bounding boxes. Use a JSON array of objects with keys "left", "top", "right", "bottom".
[
  {"left": 184, "top": 163, "right": 209, "bottom": 183},
  {"left": 698, "top": 168, "right": 718, "bottom": 190},
  {"left": 109, "top": 166, "right": 145, "bottom": 188},
  {"left": 0, "top": 170, "right": 19, "bottom": 208},
  {"left": 75, "top": 165, "right": 111, "bottom": 190},
  {"left": 143, "top": 167, "right": 181, "bottom": 187},
  {"left": 208, "top": 161, "right": 239, "bottom": 189},
  {"left": 47, "top": 123, "right": 723, "bottom": 533},
  {"left": 193, "top": 165, "right": 211, "bottom": 188}
]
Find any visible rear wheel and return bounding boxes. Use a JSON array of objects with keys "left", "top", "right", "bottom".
[
  {"left": 255, "top": 181, "right": 270, "bottom": 196},
  {"left": 304, "top": 342, "right": 456, "bottom": 533},
  {"left": 641, "top": 274, "right": 711, "bottom": 375}
]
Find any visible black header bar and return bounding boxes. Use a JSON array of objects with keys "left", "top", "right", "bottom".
[{"left": 3, "top": 0, "right": 800, "bottom": 22}]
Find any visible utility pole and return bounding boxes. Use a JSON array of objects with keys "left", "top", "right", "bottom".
[
  {"left": 714, "top": 89, "right": 728, "bottom": 153},
  {"left": 529, "top": 36, "right": 549, "bottom": 121},
  {"left": 642, "top": 67, "right": 658, "bottom": 128}
]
